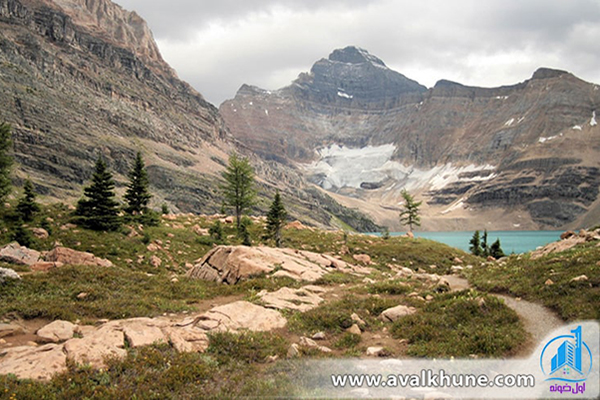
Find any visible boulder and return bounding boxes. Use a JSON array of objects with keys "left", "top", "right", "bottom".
[
  {"left": 561, "top": 230, "right": 576, "bottom": 240},
  {"left": 146, "top": 243, "right": 159, "bottom": 252},
  {"left": 346, "top": 324, "right": 362, "bottom": 335},
  {"left": 199, "top": 301, "right": 287, "bottom": 332},
  {"left": 366, "top": 346, "right": 387, "bottom": 357},
  {"left": 570, "top": 275, "right": 589, "bottom": 283},
  {"left": 30, "top": 261, "right": 64, "bottom": 272},
  {"left": 0, "top": 344, "right": 67, "bottom": 381},
  {"left": 0, "top": 242, "right": 42, "bottom": 265},
  {"left": 285, "top": 220, "right": 312, "bottom": 230},
  {"left": 287, "top": 343, "right": 301, "bottom": 358},
  {"left": 192, "top": 225, "right": 209, "bottom": 236},
  {"left": 0, "top": 267, "right": 21, "bottom": 284},
  {"left": 352, "top": 254, "right": 372, "bottom": 265},
  {"left": 149, "top": 255, "right": 162, "bottom": 267},
  {"left": 380, "top": 305, "right": 417, "bottom": 322},
  {"left": 186, "top": 245, "right": 368, "bottom": 284},
  {"left": 31, "top": 228, "right": 49, "bottom": 239},
  {"left": 299, "top": 336, "right": 332, "bottom": 353},
  {"left": 36, "top": 320, "right": 77, "bottom": 343},
  {"left": 44, "top": 247, "right": 113, "bottom": 268},
  {"left": 0, "top": 322, "right": 25, "bottom": 338}
]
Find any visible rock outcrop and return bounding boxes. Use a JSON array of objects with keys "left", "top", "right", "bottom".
[
  {"left": 0, "top": 299, "right": 287, "bottom": 380},
  {"left": 186, "top": 245, "right": 370, "bottom": 284},
  {"left": 44, "top": 247, "right": 114, "bottom": 268},
  {"left": 0, "top": 242, "right": 42, "bottom": 265},
  {"left": 530, "top": 229, "right": 600, "bottom": 259}
]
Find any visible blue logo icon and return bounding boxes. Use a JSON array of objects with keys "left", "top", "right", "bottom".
[{"left": 540, "top": 325, "right": 593, "bottom": 383}]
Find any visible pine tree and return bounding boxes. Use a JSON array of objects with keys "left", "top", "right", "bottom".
[
  {"left": 0, "top": 122, "right": 13, "bottom": 203},
  {"left": 16, "top": 179, "right": 40, "bottom": 222},
  {"left": 469, "top": 230, "right": 482, "bottom": 256},
  {"left": 221, "top": 152, "right": 256, "bottom": 231},
  {"left": 489, "top": 239, "right": 505, "bottom": 259},
  {"left": 399, "top": 189, "right": 422, "bottom": 232},
  {"left": 75, "top": 156, "right": 120, "bottom": 231},
  {"left": 124, "top": 152, "right": 152, "bottom": 216},
  {"left": 265, "top": 191, "right": 287, "bottom": 247}
]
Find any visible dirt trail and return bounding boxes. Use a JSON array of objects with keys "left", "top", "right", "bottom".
[{"left": 443, "top": 275, "right": 565, "bottom": 357}]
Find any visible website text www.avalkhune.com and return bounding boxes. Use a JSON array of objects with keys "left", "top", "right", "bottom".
[{"left": 331, "top": 369, "right": 535, "bottom": 389}]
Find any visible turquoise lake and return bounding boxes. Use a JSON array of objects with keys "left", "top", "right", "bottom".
[{"left": 375, "top": 231, "right": 562, "bottom": 254}]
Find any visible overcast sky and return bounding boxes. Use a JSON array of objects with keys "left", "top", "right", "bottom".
[{"left": 114, "top": 0, "right": 600, "bottom": 106}]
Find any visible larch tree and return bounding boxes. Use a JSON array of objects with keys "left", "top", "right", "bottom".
[
  {"left": 399, "top": 189, "right": 422, "bottom": 232},
  {"left": 221, "top": 152, "right": 256, "bottom": 231}
]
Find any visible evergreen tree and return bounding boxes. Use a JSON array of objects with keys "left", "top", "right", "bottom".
[
  {"left": 12, "top": 220, "right": 32, "bottom": 247},
  {"left": 16, "top": 179, "right": 40, "bottom": 222},
  {"left": 124, "top": 152, "right": 152, "bottom": 215},
  {"left": 209, "top": 220, "right": 224, "bottom": 243},
  {"left": 489, "top": 239, "right": 505, "bottom": 259},
  {"left": 0, "top": 122, "right": 13, "bottom": 203},
  {"left": 75, "top": 156, "right": 120, "bottom": 231},
  {"left": 221, "top": 152, "right": 256, "bottom": 231},
  {"left": 265, "top": 191, "right": 287, "bottom": 247},
  {"left": 399, "top": 189, "right": 422, "bottom": 232},
  {"left": 240, "top": 216, "right": 253, "bottom": 246},
  {"left": 469, "top": 230, "right": 482, "bottom": 256},
  {"left": 481, "top": 229, "right": 489, "bottom": 257}
]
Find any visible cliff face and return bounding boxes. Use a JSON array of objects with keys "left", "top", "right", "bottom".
[
  {"left": 0, "top": 0, "right": 231, "bottom": 211},
  {"left": 0, "top": 2, "right": 379, "bottom": 231},
  {"left": 221, "top": 47, "right": 600, "bottom": 230}
]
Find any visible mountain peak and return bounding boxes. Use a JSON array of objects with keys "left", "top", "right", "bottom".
[
  {"left": 531, "top": 67, "right": 571, "bottom": 80},
  {"left": 44, "top": 0, "right": 173, "bottom": 76},
  {"left": 328, "top": 46, "right": 386, "bottom": 67}
]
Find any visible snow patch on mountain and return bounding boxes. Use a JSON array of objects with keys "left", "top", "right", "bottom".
[{"left": 303, "top": 144, "right": 496, "bottom": 192}]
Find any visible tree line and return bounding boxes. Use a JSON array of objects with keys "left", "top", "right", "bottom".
[{"left": 0, "top": 122, "right": 287, "bottom": 247}]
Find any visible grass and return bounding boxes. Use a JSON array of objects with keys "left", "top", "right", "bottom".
[
  {"left": 284, "top": 229, "right": 479, "bottom": 274},
  {"left": 390, "top": 290, "right": 527, "bottom": 358},
  {"left": 467, "top": 242, "right": 600, "bottom": 321},
  {"left": 287, "top": 295, "right": 398, "bottom": 336},
  {"left": 0, "top": 265, "right": 302, "bottom": 323}
]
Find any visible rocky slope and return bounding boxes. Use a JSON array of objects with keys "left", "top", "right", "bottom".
[
  {"left": 0, "top": 0, "right": 378, "bottom": 231},
  {"left": 221, "top": 46, "right": 600, "bottom": 230}
]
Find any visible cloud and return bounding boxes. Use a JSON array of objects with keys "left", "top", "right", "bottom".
[{"left": 114, "top": 0, "right": 600, "bottom": 106}]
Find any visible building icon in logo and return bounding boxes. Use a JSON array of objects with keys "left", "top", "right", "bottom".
[{"left": 550, "top": 326, "right": 582, "bottom": 375}]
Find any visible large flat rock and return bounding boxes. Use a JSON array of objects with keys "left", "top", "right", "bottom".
[{"left": 186, "top": 245, "right": 369, "bottom": 284}]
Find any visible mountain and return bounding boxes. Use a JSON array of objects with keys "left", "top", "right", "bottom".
[
  {"left": 0, "top": 1, "right": 379, "bottom": 231},
  {"left": 220, "top": 46, "right": 600, "bottom": 230}
]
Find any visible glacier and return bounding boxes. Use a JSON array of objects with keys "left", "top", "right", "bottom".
[{"left": 304, "top": 144, "right": 496, "bottom": 194}]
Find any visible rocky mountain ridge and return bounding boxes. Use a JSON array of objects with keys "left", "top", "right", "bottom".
[
  {"left": 220, "top": 46, "right": 600, "bottom": 230},
  {"left": 0, "top": 0, "right": 379, "bottom": 231}
]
